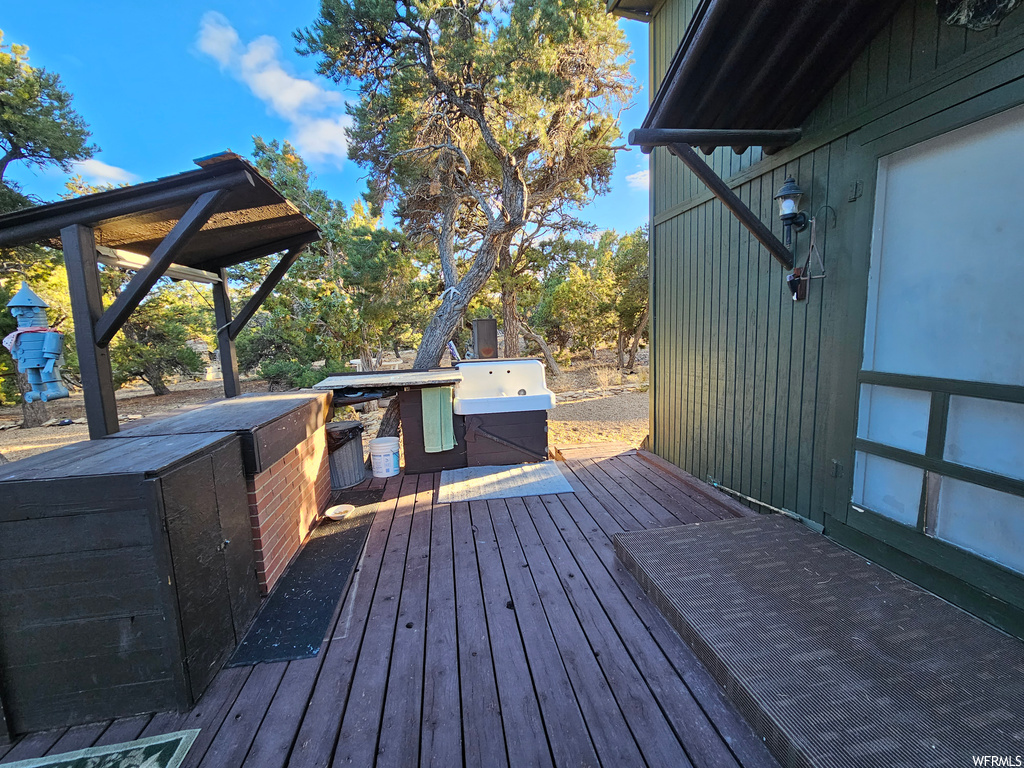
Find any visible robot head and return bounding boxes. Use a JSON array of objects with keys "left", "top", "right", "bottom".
[{"left": 7, "top": 282, "right": 50, "bottom": 327}]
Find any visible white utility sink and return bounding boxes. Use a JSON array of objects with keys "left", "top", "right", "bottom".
[{"left": 453, "top": 359, "right": 556, "bottom": 415}]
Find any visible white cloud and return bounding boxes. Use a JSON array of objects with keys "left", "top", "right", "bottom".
[
  {"left": 626, "top": 169, "right": 649, "bottom": 191},
  {"left": 196, "top": 12, "right": 240, "bottom": 67},
  {"left": 293, "top": 116, "right": 353, "bottom": 162},
  {"left": 196, "top": 12, "right": 349, "bottom": 165},
  {"left": 74, "top": 159, "right": 139, "bottom": 184}
]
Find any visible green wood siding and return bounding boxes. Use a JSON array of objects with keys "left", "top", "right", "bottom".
[{"left": 647, "top": 0, "right": 1024, "bottom": 634}]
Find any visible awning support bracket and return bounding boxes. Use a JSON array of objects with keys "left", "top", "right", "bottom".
[
  {"left": 94, "top": 188, "right": 232, "bottom": 347},
  {"left": 629, "top": 129, "right": 801, "bottom": 270},
  {"left": 213, "top": 245, "right": 307, "bottom": 399}
]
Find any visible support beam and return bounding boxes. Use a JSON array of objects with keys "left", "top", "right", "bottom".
[
  {"left": 95, "top": 188, "right": 230, "bottom": 347},
  {"left": 212, "top": 269, "right": 241, "bottom": 399},
  {"left": 227, "top": 247, "right": 304, "bottom": 340},
  {"left": 629, "top": 128, "right": 802, "bottom": 154},
  {"left": 668, "top": 143, "right": 794, "bottom": 269},
  {"left": 61, "top": 224, "right": 120, "bottom": 438},
  {"left": 196, "top": 231, "right": 319, "bottom": 272}
]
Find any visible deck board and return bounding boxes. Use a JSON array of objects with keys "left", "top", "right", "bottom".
[{"left": 1, "top": 446, "right": 775, "bottom": 768}]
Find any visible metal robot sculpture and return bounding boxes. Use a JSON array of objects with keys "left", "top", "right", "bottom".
[{"left": 3, "top": 282, "right": 69, "bottom": 402}]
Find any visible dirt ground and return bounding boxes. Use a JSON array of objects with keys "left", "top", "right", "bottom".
[{"left": 0, "top": 351, "right": 649, "bottom": 462}]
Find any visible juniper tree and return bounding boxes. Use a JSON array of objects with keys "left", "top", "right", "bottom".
[{"left": 297, "top": 0, "right": 634, "bottom": 436}]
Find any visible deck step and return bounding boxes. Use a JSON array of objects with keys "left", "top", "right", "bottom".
[{"left": 614, "top": 515, "right": 1024, "bottom": 768}]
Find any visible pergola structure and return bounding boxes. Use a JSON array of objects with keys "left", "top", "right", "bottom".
[{"left": 0, "top": 152, "right": 320, "bottom": 439}]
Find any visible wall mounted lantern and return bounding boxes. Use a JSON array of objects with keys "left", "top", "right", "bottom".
[{"left": 774, "top": 176, "right": 809, "bottom": 246}]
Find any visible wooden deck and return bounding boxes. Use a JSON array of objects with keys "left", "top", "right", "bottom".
[{"left": 0, "top": 445, "right": 778, "bottom": 768}]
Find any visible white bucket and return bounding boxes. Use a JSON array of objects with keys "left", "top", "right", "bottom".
[{"left": 369, "top": 437, "right": 401, "bottom": 478}]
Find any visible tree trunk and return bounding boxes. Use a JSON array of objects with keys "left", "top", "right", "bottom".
[
  {"left": 616, "top": 328, "right": 625, "bottom": 368},
  {"left": 376, "top": 228, "right": 514, "bottom": 441},
  {"left": 17, "top": 371, "right": 48, "bottom": 428},
  {"left": 520, "top": 318, "right": 562, "bottom": 376},
  {"left": 499, "top": 244, "right": 520, "bottom": 357},
  {"left": 626, "top": 304, "right": 650, "bottom": 370},
  {"left": 143, "top": 367, "right": 170, "bottom": 396}
]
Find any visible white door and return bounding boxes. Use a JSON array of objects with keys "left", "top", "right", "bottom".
[{"left": 852, "top": 104, "right": 1024, "bottom": 576}]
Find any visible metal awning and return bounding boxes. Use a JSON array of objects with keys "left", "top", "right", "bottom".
[
  {"left": 0, "top": 152, "right": 321, "bottom": 439},
  {"left": 0, "top": 152, "right": 319, "bottom": 270},
  {"left": 641, "top": 0, "right": 901, "bottom": 152}
]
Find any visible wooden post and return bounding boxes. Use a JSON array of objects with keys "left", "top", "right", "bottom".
[
  {"left": 61, "top": 224, "right": 120, "bottom": 438},
  {"left": 212, "top": 269, "right": 240, "bottom": 399}
]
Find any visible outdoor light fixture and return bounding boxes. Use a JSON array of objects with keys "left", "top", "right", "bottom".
[{"left": 774, "top": 176, "right": 809, "bottom": 247}]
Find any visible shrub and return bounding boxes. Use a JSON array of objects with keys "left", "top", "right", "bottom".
[{"left": 258, "top": 360, "right": 324, "bottom": 390}]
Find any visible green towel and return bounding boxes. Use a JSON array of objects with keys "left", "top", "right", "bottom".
[{"left": 422, "top": 386, "right": 455, "bottom": 453}]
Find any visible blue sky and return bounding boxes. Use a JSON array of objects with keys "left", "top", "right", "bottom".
[{"left": 3, "top": 2, "right": 650, "bottom": 236}]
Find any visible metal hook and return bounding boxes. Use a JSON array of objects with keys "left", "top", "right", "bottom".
[{"left": 814, "top": 205, "right": 838, "bottom": 229}]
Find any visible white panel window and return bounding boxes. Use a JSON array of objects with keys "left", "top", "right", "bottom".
[
  {"left": 863, "top": 105, "right": 1024, "bottom": 386},
  {"left": 857, "top": 384, "right": 930, "bottom": 454},
  {"left": 852, "top": 452, "right": 923, "bottom": 527},
  {"left": 945, "top": 396, "right": 1024, "bottom": 481},
  {"left": 935, "top": 477, "right": 1024, "bottom": 576}
]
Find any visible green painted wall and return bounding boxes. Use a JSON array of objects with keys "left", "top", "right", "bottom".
[{"left": 647, "top": 0, "right": 1024, "bottom": 635}]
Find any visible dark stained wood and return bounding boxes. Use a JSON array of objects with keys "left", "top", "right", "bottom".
[
  {"left": 210, "top": 440, "right": 261, "bottom": 642},
  {"left": 92, "top": 715, "right": 153, "bottom": 747},
  {"left": 0, "top": 432, "right": 258, "bottom": 735},
  {"left": 420, "top": 475, "right": 462, "bottom": 768},
  {"left": 19, "top": 449, "right": 778, "bottom": 768},
  {"left": 285, "top": 476, "right": 403, "bottom": 768},
  {"left": 468, "top": 499, "right": 556, "bottom": 768},
  {"left": 327, "top": 475, "right": 419, "bottom": 767},
  {"left": 449, "top": 500, "right": 507, "bottom": 767},
  {"left": 213, "top": 267, "right": 241, "bottom": 399},
  {"left": 161, "top": 455, "right": 238, "bottom": 700},
  {"left": 61, "top": 222, "right": 119, "bottom": 438},
  {"left": 648, "top": 0, "right": 1024, "bottom": 634},
  {"left": 465, "top": 411, "right": 549, "bottom": 466},
  {"left": 668, "top": 143, "right": 794, "bottom": 269},
  {"left": 196, "top": 662, "right": 287, "bottom": 768},
  {"left": 227, "top": 248, "right": 304, "bottom": 341},
  {"left": 377, "top": 474, "right": 433, "bottom": 766},
  {"left": 481, "top": 498, "right": 600, "bottom": 767},
  {"left": 110, "top": 394, "right": 329, "bottom": 474},
  {"left": 398, "top": 390, "right": 467, "bottom": 474},
  {"left": 506, "top": 496, "right": 677, "bottom": 767},
  {"left": 94, "top": 189, "right": 230, "bottom": 348},
  {"left": 0, "top": 728, "right": 65, "bottom": 764},
  {"left": 43, "top": 722, "right": 109, "bottom": 756}
]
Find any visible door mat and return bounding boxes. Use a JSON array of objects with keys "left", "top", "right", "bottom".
[
  {"left": 228, "top": 489, "right": 383, "bottom": 666},
  {"left": 3, "top": 729, "right": 199, "bottom": 768},
  {"left": 438, "top": 460, "right": 572, "bottom": 503}
]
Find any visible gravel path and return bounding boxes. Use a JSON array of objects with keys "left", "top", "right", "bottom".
[
  {"left": 0, "top": 383, "right": 650, "bottom": 462},
  {"left": 548, "top": 390, "right": 649, "bottom": 448}
]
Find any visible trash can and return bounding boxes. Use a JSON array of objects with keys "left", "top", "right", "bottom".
[{"left": 325, "top": 421, "right": 366, "bottom": 490}]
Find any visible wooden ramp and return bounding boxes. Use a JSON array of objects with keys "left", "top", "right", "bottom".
[
  {"left": 616, "top": 515, "right": 1024, "bottom": 768},
  {"left": 0, "top": 446, "right": 776, "bottom": 768}
]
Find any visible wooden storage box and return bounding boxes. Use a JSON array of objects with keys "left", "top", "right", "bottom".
[
  {"left": 0, "top": 432, "right": 260, "bottom": 734},
  {"left": 398, "top": 389, "right": 468, "bottom": 474},
  {"left": 465, "top": 411, "right": 548, "bottom": 466}
]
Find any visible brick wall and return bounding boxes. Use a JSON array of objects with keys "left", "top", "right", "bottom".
[{"left": 246, "top": 427, "right": 331, "bottom": 594}]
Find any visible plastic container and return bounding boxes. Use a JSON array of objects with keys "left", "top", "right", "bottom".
[{"left": 369, "top": 436, "right": 401, "bottom": 478}]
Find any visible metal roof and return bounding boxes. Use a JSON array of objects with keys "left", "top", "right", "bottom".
[
  {"left": 0, "top": 152, "right": 320, "bottom": 270},
  {"left": 642, "top": 0, "right": 900, "bottom": 151}
]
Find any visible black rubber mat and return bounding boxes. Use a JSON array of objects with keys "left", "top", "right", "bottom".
[
  {"left": 228, "top": 489, "right": 383, "bottom": 666},
  {"left": 615, "top": 515, "right": 1024, "bottom": 768}
]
